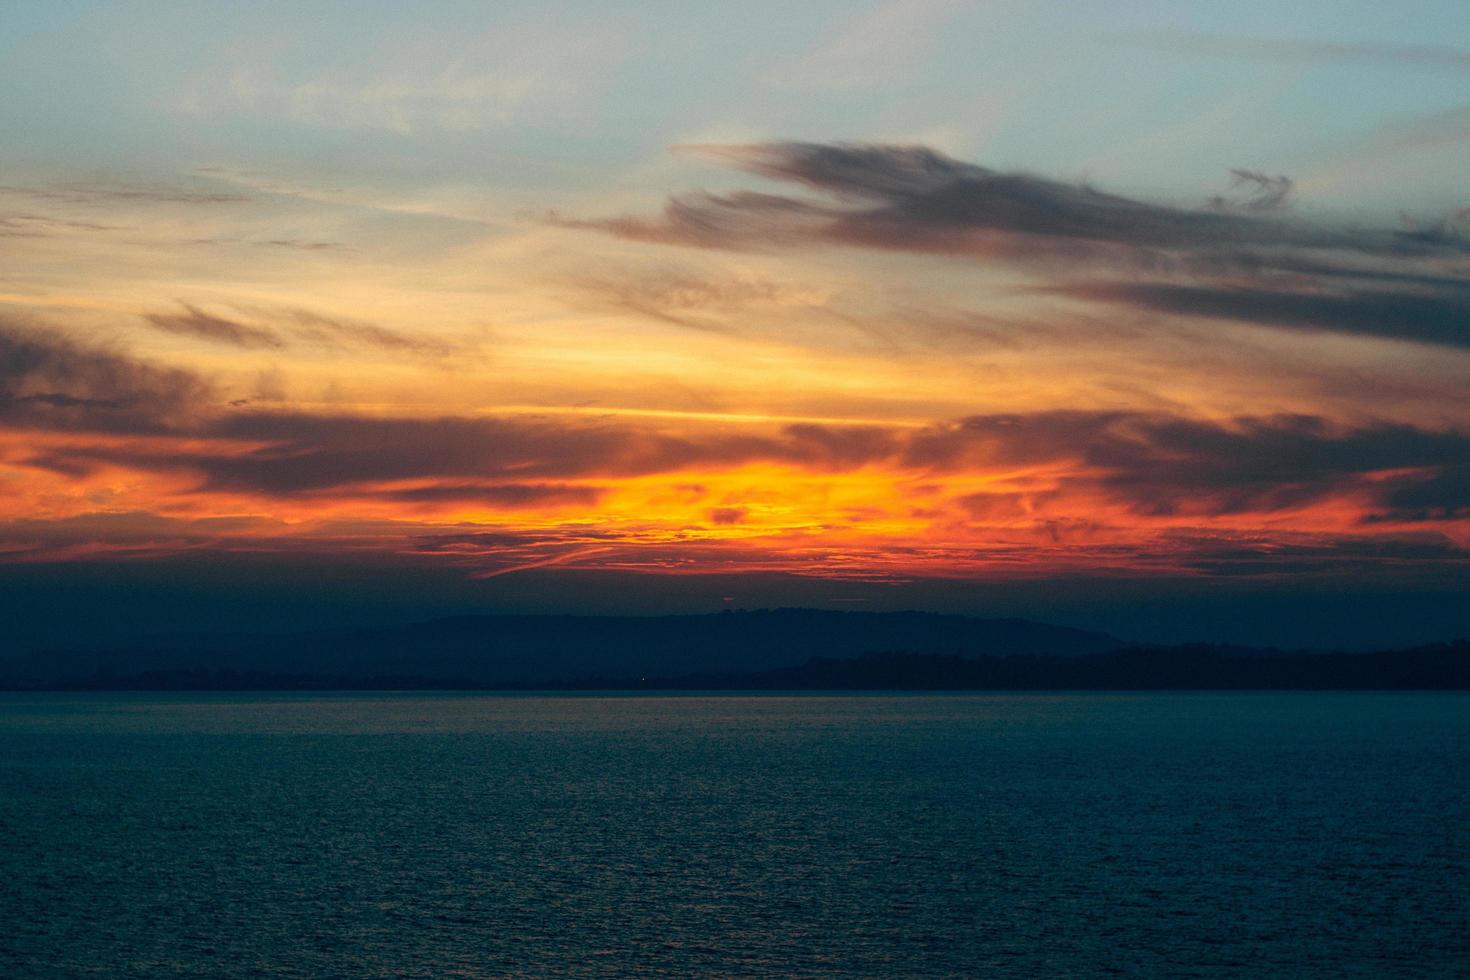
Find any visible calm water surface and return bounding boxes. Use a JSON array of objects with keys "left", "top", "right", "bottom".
[{"left": 1, "top": 693, "right": 1467, "bottom": 978}]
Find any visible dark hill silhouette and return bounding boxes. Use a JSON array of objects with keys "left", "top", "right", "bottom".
[
  {"left": 585, "top": 644, "right": 1470, "bottom": 691},
  {"left": 3, "top": 609, "right": 1119, "bottom": 688},
  {"left": 18, "top": 643, "right": 1470, "bottom": 691},
  {"left": 9, "top": 609, "right": 1465, "bottom": 691}
]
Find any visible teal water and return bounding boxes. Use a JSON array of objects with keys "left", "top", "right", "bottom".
[{"left": 1, "top": 693, "right": 1467, "bottom": 977}]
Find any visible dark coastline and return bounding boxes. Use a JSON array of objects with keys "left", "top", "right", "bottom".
[{"left": 9, "top": 642, "right": 1468, "bottom": 692}]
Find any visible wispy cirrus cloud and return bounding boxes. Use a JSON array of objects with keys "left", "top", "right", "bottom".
[
  {"left": 569, "top": 268, "right": 835, "bottom": 334},
  {"left": 270, "top": 307, "right": 458, "bottom": 356},
  {"left": 144, "top": 305, "right": 285, "bottom": 350},
  {"left": 1126, "top": 33, "right": 1470, "bottom": 73},
  {"left": 182, "top": 22, "right": 627, "bottom": 135},
  {"left": 0, "top": 181, "right": 249, "bottom": 207},
  {"left": 1336, "top": 102, "right": 1470, "bottom": 158},
  {"left": 0, "top": 213, "right": 128, "bottom": 237},
  {"left": 138, "top": 303, "right": 457, "bottom": 356},
  {"left": 783, "top": 0, "right": 976, "bottom": 90},
  {"left": 217, "top": 65, "right": 564, "bottom": 133},
  {"left": 256, "top": 238, "right": 349, "bottom": 251}
]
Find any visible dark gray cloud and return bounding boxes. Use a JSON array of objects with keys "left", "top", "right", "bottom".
[
  {"left": 0, "top": 322, "right": 211, "bottom": 432},
  {"left": 1048, "top": 281, "right": 1470, "bottom": 350},
  {"left": 175, "top": 412, "right": 816, "bottom": 492},
  {"left": 904, "top": 411, "right": 1470, "bottom": 521},
  {"left": 561, "top": 141, "right": 1470, "bottom": 351},
  {"left": 19, "top": 411, "right": 790, "bottom": 491},
  {"left": 561, "top": 142, "right": 1458, "bottom": 260},
  {"left": 1372, "top": 467, "right": 1470, "bottom": 523},
  {"left": 1209, "top": 169, "right": 1293, "bottom": 212},
  {"left": 1158, "top": 530, "right": 1469, "bottom": 577}
]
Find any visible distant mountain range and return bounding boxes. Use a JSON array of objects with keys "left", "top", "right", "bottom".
[
  {"left": 3, "top": 609, "right": 1116, "bottom": 688},
  {"left": 3, "top": 609, "right": 1467, "bottom": 690}
]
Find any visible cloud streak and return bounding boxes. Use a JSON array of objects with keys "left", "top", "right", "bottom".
[
  {"left": 1129, "top": 33, "right": 1470, "bottom": 73},
  {"left": 12, "top": 372, "right": 1469, "bottom": 534},
  {"left": 6, "top": 314, "right": 1466, "bottom": 532},
  {"left": 0, "top": 181, "right": 249, "bottom": 206},
  {"left": 562, "top": 141, "right": 1460, "bottom": 258},
  {"left": 144, "top": 305, "right": 285, "bottom": 350},
  {"left": 561, "top": 141, "right": 1470, "bottom": 351},
  {"left": 1047, "top": 281, "right": 1470, "bottom": 351},
  {"left": 11, "top": 278, "right": 1465, "bottom": 550},
  {"left": 138, "top": 304, "right": 456, "bottom": 356}
]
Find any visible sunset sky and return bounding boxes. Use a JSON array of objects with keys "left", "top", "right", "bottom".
[{"left": 4, "top": 0, "right": 1470, "bottom": 649}]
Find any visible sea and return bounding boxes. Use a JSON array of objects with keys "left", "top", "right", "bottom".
[{"left": 1, "top": 692, "right": 1467, "bottom": 978}]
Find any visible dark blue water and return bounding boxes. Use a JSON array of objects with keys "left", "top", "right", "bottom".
[{"left": 1, "top": 693, "right": 1467, "bottom": 978}]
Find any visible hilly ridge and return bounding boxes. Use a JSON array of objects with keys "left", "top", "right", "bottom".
[
  {"left": 4, "top": 609, "right": 1120, "bottom": 688},
  {"left": 9, "top": 609, "right": 1466, "bottom": 691}
]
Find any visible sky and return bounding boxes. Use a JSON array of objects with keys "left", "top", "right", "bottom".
[{"left": 3, "top": 0, "right": 1470, "bottom": 649}]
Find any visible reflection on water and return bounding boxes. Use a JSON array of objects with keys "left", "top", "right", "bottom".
[{"left": 2, "top": 693, "right": 1468, "bottom": 977}]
